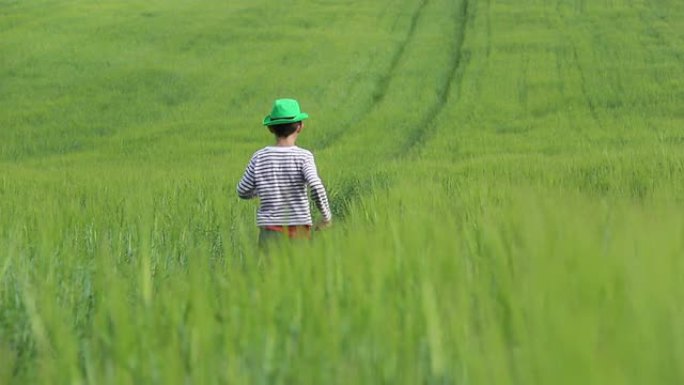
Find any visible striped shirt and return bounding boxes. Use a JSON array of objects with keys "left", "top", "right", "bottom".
[{"left": 237, "top": 146, "right": 332, "bottom": 226}]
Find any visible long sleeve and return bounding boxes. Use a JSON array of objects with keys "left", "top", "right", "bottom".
[
  {"left": 302, "top": 154, "right": 332, "bottom": 222},
  {"left": 237, "top": 157, "right": 257, "bottom": 199},
  {"left": 239, "top": 146, "right": 328, "bottom": 226}
]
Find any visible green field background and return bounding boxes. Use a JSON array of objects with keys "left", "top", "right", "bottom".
[{"left": 1, "top": 0, "right": 683, "bottom": 384}]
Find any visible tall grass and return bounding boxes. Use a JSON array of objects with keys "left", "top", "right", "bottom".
[
  {"left": 1, "top": 0, "right": 683, "bottom": 383},
  {"left": 1, "top": 174, "right": 683, "bottom": 384}
]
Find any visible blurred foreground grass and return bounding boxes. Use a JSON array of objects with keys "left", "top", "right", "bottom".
[{"left": 1, "top": 0, "right": 684, "bottom": 383}]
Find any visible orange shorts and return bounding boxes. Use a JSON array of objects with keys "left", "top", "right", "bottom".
[{"left": 262, "top": 225, "right": 312, "bottom": 239}]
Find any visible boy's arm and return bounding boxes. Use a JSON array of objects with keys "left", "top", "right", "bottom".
[
  {"left": 237, "top": 158, "right": 257, "bottom": 199},
  {"left": 303, "top": 154, "right": 332, "bottom": 223}
]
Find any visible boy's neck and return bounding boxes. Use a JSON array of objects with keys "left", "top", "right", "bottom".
[{"left": 274, "top": 134, "right": 297, "bottom": 147}]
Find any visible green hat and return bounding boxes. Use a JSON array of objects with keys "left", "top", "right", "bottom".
[{"left": 263, "top": 98, "right": 309, "bottom": 126}]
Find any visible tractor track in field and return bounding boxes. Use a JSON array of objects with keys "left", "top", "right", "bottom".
[
  {"left": 328, "top": 0, "right": 472, "bottom": 220},
  {"left": 376, "top": 0, "right": 429, "bottom": 106},
  {"left": 568, "top": 45, "right": 603, "bottom": 130},
  {"left": 314, "top": 0, "right": 429, "bottom": 151},
  {"left": 398, "top": 0, "right": 471, "bottom": 158},
  {"left": 556, "top": 4, "right": 604, "bottom": 131},
  {"left": 322, "top": 0, "right": 430, "bottom": 220}
]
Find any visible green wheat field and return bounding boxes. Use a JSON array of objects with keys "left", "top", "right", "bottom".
[{"left": 1, "top": 0, "right": 683, "bottom": 384}]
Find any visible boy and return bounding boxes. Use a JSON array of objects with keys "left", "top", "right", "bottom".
[{"left": 237, "top": 98, "right": 332, "bottom": 247}]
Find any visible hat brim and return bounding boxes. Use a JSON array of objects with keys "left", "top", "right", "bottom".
[{"left": 263, "top": 112, "right": 309, "bottom": 126}]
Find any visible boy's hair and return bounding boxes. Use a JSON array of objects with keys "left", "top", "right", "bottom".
[{"left": 268, "top": 122, "right": 300, "bottom": 138}]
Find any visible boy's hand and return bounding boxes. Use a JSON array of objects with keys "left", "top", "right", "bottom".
[{"left": 314, "top": 220, "right": 332, "bottom": 231}]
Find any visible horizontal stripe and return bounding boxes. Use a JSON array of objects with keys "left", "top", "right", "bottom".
[{"left": 237, "top": 146, "right": 332, "bottom": 226}]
